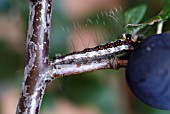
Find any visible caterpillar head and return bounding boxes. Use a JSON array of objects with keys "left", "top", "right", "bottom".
[{"left": 123, "top": 33, "right": 144, "bottom": 46}]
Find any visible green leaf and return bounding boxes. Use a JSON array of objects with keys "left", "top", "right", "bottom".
[
  {"left": 124, "top": 16, "right": 162, "bottom": 34},
  {"left": 124, "top": 4, "right": 147, "bottom": 25},
  {"left": 125, "top": 1, "right": 170, "bottom": 35},
  {"left": 158, "top": 0, "right": 170, "bottom": 21}
]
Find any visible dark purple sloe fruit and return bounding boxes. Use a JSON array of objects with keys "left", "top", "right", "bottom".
[{"left": 126, "top": 33, "right": 170, "bottom": 110}]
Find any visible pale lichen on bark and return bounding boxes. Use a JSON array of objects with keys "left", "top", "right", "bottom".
[
  {"left": 49, "top": 57, "right": 128, "bottom": 78},
  {"left": 16, "top": 0, "right": 52, "bottom": 114}
]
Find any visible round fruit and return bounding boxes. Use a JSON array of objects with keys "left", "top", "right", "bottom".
[{"left": 126, "top": 33, "right": 170, "bottom": 110}]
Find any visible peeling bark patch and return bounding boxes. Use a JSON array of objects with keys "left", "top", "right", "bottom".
[{"left": 43, "top": 56, "right": 49, "bottom": 64}]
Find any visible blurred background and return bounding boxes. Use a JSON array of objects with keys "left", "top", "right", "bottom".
[{"left": 0, "top": 0, "right": 170, "bottom": 114}]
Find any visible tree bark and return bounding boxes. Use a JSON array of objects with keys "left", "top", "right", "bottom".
[{"left": 16, "top": 0, "right": 52, "bottom": 114}]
